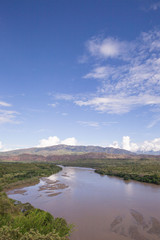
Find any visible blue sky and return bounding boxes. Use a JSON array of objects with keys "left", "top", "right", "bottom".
[{"left": 1, "top": 0, "right": 160, "bottom": 152}]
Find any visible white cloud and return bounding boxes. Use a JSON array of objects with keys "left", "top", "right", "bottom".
[
  {"left": 109, "top": 141, "right": 120, "bottom": 149},
  {"left": 37, "top": 136, "right": 60, "bottom": 147},
  {"left": 122, "top": 136, "right": 139, "bottom": 152},
  {"left": 75, "top": 94, "right": 160, "bottom": 114},
  {"left": 37, "top": 136, "right": 78, "bottom": 147},
  {"left": 0, "top": 101, "right": 11, "bottom": 107},
  {"left": 87, "top": 37, "right": 128, "bottom": 59},
  {"left": 75, "top": 29, "right": 160, "bottom": 114},
  {"left": 110, "top": 136, "right": 160, "bottom": 152},
  {"left": 84, "top": 66, "right": 113, "bottom": 79},
  {"left": 139, "top": 138, "right": 160, "bottom": 152},
  {"left": 61, "top": 137, "right": 77, "bottom": 145},
  {"left": 122, "top": 136, "right": 131, "bottom": 151},
  {"left": 52, "top": 30, "right": 160, "bottom": 117}
]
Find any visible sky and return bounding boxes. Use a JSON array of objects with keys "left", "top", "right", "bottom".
[{"left": 0, "top": 0, "right": 160, "bottom": 152}]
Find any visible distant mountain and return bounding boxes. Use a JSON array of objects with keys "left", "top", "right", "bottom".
[
  {"left": 137, "top": 150, "right": 160, "bottom": 155},
  {"left": 0, "top": 144, "right": 134, "bottom": 156}
]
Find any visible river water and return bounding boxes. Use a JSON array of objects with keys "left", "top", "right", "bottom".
[{"left": 7, "top": 166, "right": 160, "bottom": 240}]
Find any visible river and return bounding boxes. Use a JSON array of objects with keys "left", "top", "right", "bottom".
[{"left": 7, "top": 166, "right": 160, "bottom": 240}]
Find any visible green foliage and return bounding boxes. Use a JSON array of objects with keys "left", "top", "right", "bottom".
[
  {"left": 94, "top": 160, "right": 160, "bottom": 184},
  {"left": 0, "top": 195, "right": 72, "bottom": 239},
  {"left": 0, "top": 163, "right": 72, "bottom": 239},
  {"left": 0, "top": 163, "right": 61, "bottom": 190},
  {"left": 0, "top": 226, "right": 68, "bottom": 240},
  {"left": 12, "top": 209, "right": 54, "bottom": 234}
]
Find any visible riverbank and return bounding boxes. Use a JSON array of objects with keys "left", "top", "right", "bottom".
[
  {"left": 57, "top": 158, "right": 160, "bottom": 185},
  {"left": 0, "top": 162, "right": 72, "bottom": 240},
  {"left": 0, "top": 162, "right": 62, "bottom": 191},
  {"left": 8, "top": 165, "right": 160, "bottom": 240}
]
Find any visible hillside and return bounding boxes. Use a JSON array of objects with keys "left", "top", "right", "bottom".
[{"left": 0, "top": 144, "right": 134, "bottom": 156}]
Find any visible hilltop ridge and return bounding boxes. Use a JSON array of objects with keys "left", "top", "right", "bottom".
[{"left": 0, "top": 144, "right": 134, "bottom": 156}]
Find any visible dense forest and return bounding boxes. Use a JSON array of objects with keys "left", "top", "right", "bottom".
[{"left": 0, "top": 163, "right": 72, "bottom": 240}]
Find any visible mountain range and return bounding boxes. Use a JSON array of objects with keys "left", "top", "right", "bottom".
[
  {"left": 1, "top": 145, "right": 160, "bottom": 163},
  {"left": 0, "top": 144, "right": 134, "bottom": 156}
]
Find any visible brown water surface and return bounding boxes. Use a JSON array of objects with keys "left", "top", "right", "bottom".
[{"left": 7, "top": 166, "right": 160, "bottom": 240}]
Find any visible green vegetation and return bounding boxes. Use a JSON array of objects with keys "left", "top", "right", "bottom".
[
  {"left": 0, "top": 163, "right": 72, "bottom": 240},
  {"left": 0, "top": 162, "right": 61, "bottom": 190},
  {"left": 0, "top": 157, "right": 160, "bottom": 239},
  {"left": 56, "top": 158, "right": 160, "bottom": 185}
]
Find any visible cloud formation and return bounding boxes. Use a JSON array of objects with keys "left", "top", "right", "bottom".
[
  {"left": 54, "top": 93, "right": 74, "bottom": 101},
  {"left": 37, "top": 136, "right": 77, "bottom": 147},
  {"left": 0, "top": 110, "right": 19, "bottom": 124},
  {"left": 75, "top": 95, "right": 160, "bottom": 114},
  {"left": 61, "top": 137, "right": 77, "bottom": 145},
  {"left": 75, "top": 29, "right": 160, "bottom": 115},
  {"left": 87, "top": 37, "right": 128, "bottom": 59},
  {"left": 0, "top": 100, "right": 18, "bottom": 124},
  {"left": 110, "top": 136, "right": 160, "bottom": 152},
  {"left": 0, "top": 101, "right": 11, "bottom": 107},
  {"left": 147, "top": 115, "right": 160, "bottom": 128},
  {"left": 78, "top": 121, "right": 118, "bottom": 128}
]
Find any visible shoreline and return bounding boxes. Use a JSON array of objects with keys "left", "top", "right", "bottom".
[
  {"left": 0, "top": 163, "right": 72, "bottom": 240},
  {"left": 4, "top": 177, "right": 40, "bottom": 192},
  {"left": 61, "top": 163, "right": 160, "bottom": 186}
]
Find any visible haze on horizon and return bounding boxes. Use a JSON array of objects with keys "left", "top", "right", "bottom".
[{"left": 0, "top": 0, "right": 160, "bottom": 153}]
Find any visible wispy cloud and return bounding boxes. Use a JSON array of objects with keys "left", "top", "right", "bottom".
[
  {"left": 0, "top": 110, "right": 19, "bottom": 124},
  {"left": 53, "top": 93, "right": 75, "bottom": 101},
  {"left": 78, "top": 121, "right": 100, "bottom": 128},
  {"left": 0, "top": 100, "right": 19, "bottom": 124},
  {"left": 84, "top": 66, "right": 114, "bottom": 79},
  {"left": 150, "top": 2, "right": 160, "bottom": 10},
  {"left": 0, "top": 101, "right": 11, "bottom": 107},
  {"left": 51, "top": 29, "right": 160, "bottom": 117},
  {"left": 147, "top": 115, "right": 160, "bottom": 128},
  {"left": 78, "top": 121, "right": 118, "bottom": 127},
  {"left": 75, "top": 29, "right": 160, "bottom": 114},
  {"left": 75, "top": 95, "right": 160, "bottom": 114}
]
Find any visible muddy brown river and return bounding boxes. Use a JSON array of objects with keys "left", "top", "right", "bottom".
[{"left": 7, "top": 166, "right": 160, "bottom": 240}]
